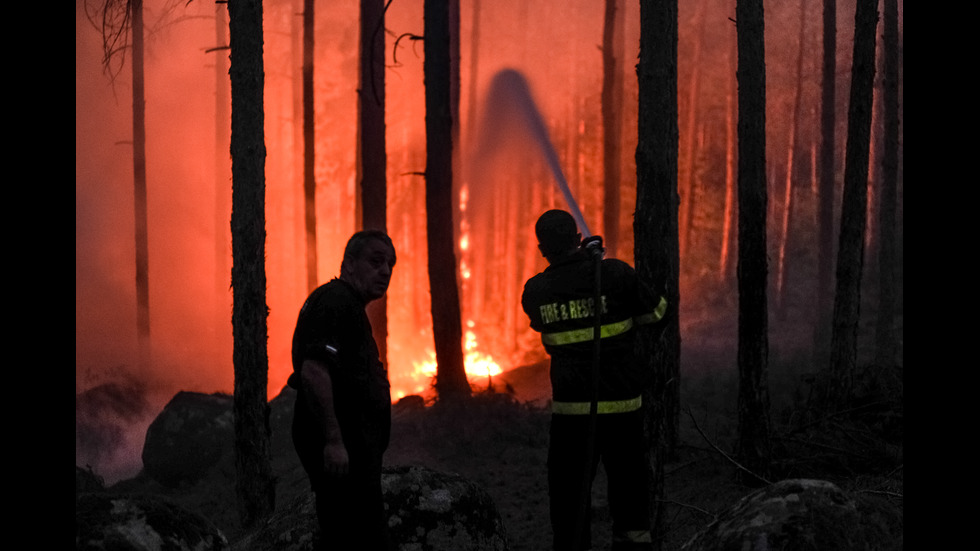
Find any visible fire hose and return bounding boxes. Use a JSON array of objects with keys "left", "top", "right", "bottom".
[{"left": 575, "top": 234, "right": 604, "bottom": 551}]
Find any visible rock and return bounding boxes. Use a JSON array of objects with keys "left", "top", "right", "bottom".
[
  {"left": 76, "top": 379, "right": 152, "bottom": 477},
  {"left": 681, "top": 478, "right": 902, "bottom": 551},
  {"left": 76, "top": 492, "right": 228, "bottom": 550},
  {"left": 385, "top": 465, "right": 509, "bottom": 551},
  {"left": 233, "top": 465, "right": 509, "bottom": 551},
  {"left": 395, "top": 394, "right": 427, "bottom": 411},
  {"left": 77, "top": 465, "right": 106, "bottom": 493},
  {"left": 141, "top": 392, "right": 235, "bottom": 487},
  {"left": 230, "top": 493, "right": 318, "bottom": 551}
]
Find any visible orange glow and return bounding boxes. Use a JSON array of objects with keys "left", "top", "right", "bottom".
[
  {"left": 77, "top": 0, "right": 902, "bottom": 487},
  {"left": 76, "top": 0, "right": 878, "bottom": 405},
  {"left": 398, "top": 324, "right": 502, "bottom": 400}
]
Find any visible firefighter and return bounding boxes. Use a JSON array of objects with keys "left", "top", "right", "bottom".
[{"left": 521, "top": 209, "right": 669, "bottom": 551}]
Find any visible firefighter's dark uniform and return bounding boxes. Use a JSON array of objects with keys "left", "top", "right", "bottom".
[
  {"left": 522, "top": 248, "right": 668, "bottom": 551},
  {"left": 289, "top": 278, "right": 392, "bottom": 551}
]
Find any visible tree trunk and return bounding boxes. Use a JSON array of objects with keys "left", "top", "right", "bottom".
[
  {"left": 875, "top": 0, "right": 899, "bottom": 368},
  {"left": 360, "top": 0, "right": 387, "bottom": 232},
  {"left": 461, "top": 0, "right": 482, "bottom": 325},
  {"left": 719, "top": 20, "right": 737, "bottom": 282},
  {"left": 214, "top": 3, "right": 233, "bottom": 365},
  {"left": 678, "top": 0, "right": 706, "bottom": 260},
  {"left": 303, "top": 0, "right": 318, "bottom": 293},
  {"left": 601, "top": 0, "right": 622, "bottom": 257},
  {"left": 775, "top": 0, "right": 808, "bottom": 315},
  {"left": 735, "top": 0, "right": 771, "bottom": 485},
  {"left": 131, "top": 0, "right": 150, "bottom": 368},
  {"left": 814, "top": 0, "right": 837, "bottom": 363},
  {"left": 636, "top": 1, "right": 679, "bottom": 546},
  {"left": 830, "top": 0, "right": 879, "bottom": 402},
  {"left": 360, "top": 0, "right": 389, "bottom": 368},
  {"left": 425, "top": 0, "right": 470, "bottom": 400},
  {"left": 228, "top": 0, "right": 275, "bottom": 528}
]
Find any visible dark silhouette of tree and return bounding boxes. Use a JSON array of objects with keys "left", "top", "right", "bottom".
[
  {"left": 830, "top": 0, "right": 879, "bottom": 401},
  {"left": 875, "top": 0, "right": 899, "bottom": 368},
  {"left": 735, "top": 0, "right": 772, "bottom": 484},
  {"left": 359, "top": 0, "right": 390, "bottom": 368},
  {"left": 212, "top": 4, "right": 233, "bottom": 365},
  {"left": 719, "top": 15, "right": 737, "bottom": 282},
  {"left": 84, "top": 0, "right": 150, "bottom": 366},
  {"left": 815, "top": 0, "right": 837, "bottom": 364},
  {"left": 774, "top": 0, "right": 809, "bottom": 315},
  {"left": 302, "top": 0, "right": 318, "bottom": 294},
  {"left": 636, "top": 0, "right": 679, "bottom": 545},
  {"left": 601, "top": 0, "right": 623, "bottom": 258},
  {"left": 464, "top": 0, "right": 482, "bottom": 137},
  {"left": 228, "top": 0, "right": 275, "bottom": 527},
  {"left": 424, "top": 0, "right": 470, "bottom": 400},
  {"left": 360, "top": 0, "right": 387, "bottom": 233},
  {"left": 678, "top": 0, "right": 706, "bottom": 261}
]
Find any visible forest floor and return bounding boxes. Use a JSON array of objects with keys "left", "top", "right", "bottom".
[{"left": 104, "top": 329, "right": 903, "bottom": 550}]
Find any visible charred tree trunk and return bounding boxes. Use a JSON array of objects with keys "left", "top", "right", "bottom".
[
  {"left": 720, "top": 20, "right": 737, "bottom": 282},
  {"left": 464, "top": 0, "right": 481, "bottom": 137},
  {"left": 601, "top": 0, "right": 622, "bottom": 257},
  {"left": 636, "top": 1, "right": 679, "bottom": 545},
  {"left": 678, "top": 0, "right": 706, "bottom": 260},
  {"left": 775, "top": 0, "right": 809, "bottom": 316},
  {"left": 461, "top": 0, "right": 482, "bottom": 324},
  {"left": 815, "top": 0, "right": 837, "bottom": 363},
  {"left": 830, "top": 0, "right": 879, "bottom": 402},
  {"left": 735, "top": 0, "right": 771, "bottom": 485},
  {"left": 425, "top": 0, "right": 470, "bottom": 401},
  {"left": 228, "top": 0, "right": 275, "bottom": 527},
  {"left": 303, "top": 0, "right": 318, "bottom": 293},
  {"left": 214, "top": 4, "right": 232, "bottom": 363},
  {"left": 875, "top": 0, "right": 899, "bottom": 368},
  {"left": 360, "top": 0, "right": 387, "bottom": 233},
  {"left": 131, "top": 0, "right": 150, "bottom": 367},
  {"left": 360, "top": 0, "right": 389, "bottom": 368}
]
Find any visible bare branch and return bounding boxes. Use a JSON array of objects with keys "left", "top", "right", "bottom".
[
  {"left": 655, "top": 498, "right": 716, "bottom": 519},
  {"left": 392, "top": 32, "right": 423, "bottom": 67},
  {"left": 686, "top": 407, "right": 772, "bottom": 486},
  {"left": 857, "top": 489, "right": 903, "bottom": 499}
]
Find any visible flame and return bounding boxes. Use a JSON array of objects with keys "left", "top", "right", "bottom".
[{"left": 401, "top": 324, "right": 502, "bottom": 399}]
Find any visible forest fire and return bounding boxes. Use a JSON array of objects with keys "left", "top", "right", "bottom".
[
  {"left": 402, "top": 325, "right": 503, "bottom": 400},
  {"left": 77, "top": 0, "right": 901, "bottom": 484}
]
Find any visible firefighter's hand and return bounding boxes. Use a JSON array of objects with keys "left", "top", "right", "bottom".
[
  {"left": 582, "top": 235, "right": 604, "bottom": 257},
  {"left": 322, "top": 440, "right": 350, "bottom": 477}
]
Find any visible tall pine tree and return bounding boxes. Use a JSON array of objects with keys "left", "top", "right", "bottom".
[{"left": 228, "top": 0, "right": 275, "bottom": 527}]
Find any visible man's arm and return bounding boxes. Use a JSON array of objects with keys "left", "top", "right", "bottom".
[{"left": 299, "top": 358, "right": 349, "bottom": 477}]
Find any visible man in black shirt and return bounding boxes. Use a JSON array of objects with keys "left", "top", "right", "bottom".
[{"left": 289, "top": 230, "right": 396, "bottom": 551}]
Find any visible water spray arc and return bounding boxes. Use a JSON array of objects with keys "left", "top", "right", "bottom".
[{"left": 478, "top": 69, "right": 593, "bottom": 238}]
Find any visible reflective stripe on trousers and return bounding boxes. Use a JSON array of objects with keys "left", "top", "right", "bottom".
[{"left": 552, "top": 395, "right": 642, "bottom": 415}]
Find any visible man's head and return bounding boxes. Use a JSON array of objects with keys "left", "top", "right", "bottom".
[
  {"left": 535, "top": 209, "right": 581, "bottom": 261},
  {"left": 340, "top": 230, "right": 396, "bottom": 302}
]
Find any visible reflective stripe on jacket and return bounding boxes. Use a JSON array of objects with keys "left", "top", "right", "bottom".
[{"left": 540, "top": 296, "right": 668, "bottom": 346}]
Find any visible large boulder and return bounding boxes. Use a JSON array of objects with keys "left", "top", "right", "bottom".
[
  {"left": 233, "top": 465, "right": 508, "bottom": 551},
  {"left": 384, "top": 465, "right": 509, "bottom": 550},
  {"left": 76, "top": 492, "right": 228, "bottom": 550},
  {"left": 77, "top": 465, "right": 106, "bottom": 494},
  {"left": 682, "top": 479, "right": 902, "bottom": 551},
  {"left": 141, "top": 392, "right": 235, "bottom": 487}
]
